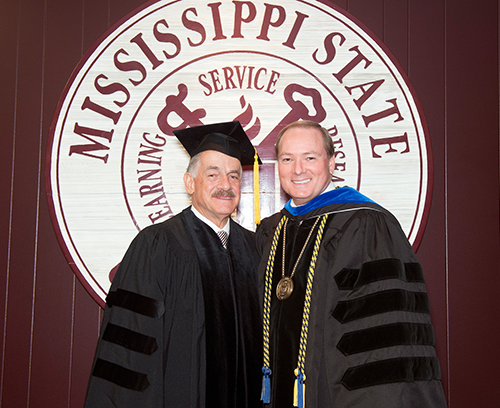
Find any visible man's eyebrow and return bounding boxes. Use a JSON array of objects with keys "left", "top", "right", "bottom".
[
  {"left": 206, "top": 165, "right": 221, "bottom": 171},
  {"left": 205, "top": 166, "right": 240, "bottom": 175},
  {"left": 279, "top": 150, "right": 319, "bottom": 156}
]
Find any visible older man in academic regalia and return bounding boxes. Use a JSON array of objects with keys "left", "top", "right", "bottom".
[{"left": 84, "top": 122, "right": 262, "bottom": 408}]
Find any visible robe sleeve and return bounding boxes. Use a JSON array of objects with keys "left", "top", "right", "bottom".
[
  {"left": 309, "top": 208, "right": 448, "bottom": 407},
  {"left": 83, "top": 224, "right": 190, "bottom": 407}
]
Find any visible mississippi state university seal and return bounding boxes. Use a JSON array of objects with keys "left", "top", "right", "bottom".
[{"left": 47, "top": 0, "right": 432, "bottom": 306}]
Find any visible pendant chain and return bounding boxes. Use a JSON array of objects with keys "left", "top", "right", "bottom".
[{"left": 281, "top": 217, "right": 321, "bottom": 280}]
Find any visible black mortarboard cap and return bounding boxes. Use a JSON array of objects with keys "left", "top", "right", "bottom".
[{"left": 173, "top": 121, "right": 261, "bottom": 166}]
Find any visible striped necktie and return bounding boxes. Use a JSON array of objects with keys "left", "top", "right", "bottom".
[{"left": 217, "top": 230, "right": 228, "bottom": 249}]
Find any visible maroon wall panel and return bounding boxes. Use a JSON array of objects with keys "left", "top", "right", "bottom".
[
  {"left": 445, "top": 1, "right": 500, "bottom": 406},
  {"left": 1, "top": 0, "right": 498, "bottom": 407},
  {"left": 28, "top": 2, "right": 83, "bottom": 406},
  {"left": 348, "top": 0, "right": 385, "bottom": 40},
  {"left": 383, "top": 0, "right": 409, "bottom": 74},
  {"left": 0, "top": 1, "right": 18, "bottom": 402},
  {"left": 405, "top": 0, "right": 449, "bottom": 397},
  {"left": 2, "top": 1, "right": 46, "bottom": 406}
]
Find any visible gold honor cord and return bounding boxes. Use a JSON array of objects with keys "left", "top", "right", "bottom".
[
  {"left": 261, "top": 214, "right": 329, "bottom": 407},
  {"left": 293, "top": 214, "right": 328, "bottom": 408},
  {"left": 261, "top": 216, "right": 287, "bottom": 403}
]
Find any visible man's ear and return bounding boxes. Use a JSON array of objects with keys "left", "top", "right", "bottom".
[
  {"left": 328, "top": 155, "right": 336, "bottom": 176},
  {"left": 184, "top": 172, "right": 194, "bottom": 195}
]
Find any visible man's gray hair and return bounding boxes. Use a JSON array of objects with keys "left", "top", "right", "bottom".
[{"left": 186, "top": 152, "right": 203, "bottom": 177}]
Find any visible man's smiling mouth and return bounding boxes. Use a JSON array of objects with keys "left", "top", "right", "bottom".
[{"left": 292, "top": 179, "right": 311, "bottom": 184}]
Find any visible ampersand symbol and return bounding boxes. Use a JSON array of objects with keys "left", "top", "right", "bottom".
[{"left": 157, "top": 83, "right": 206, "bottom": 135}]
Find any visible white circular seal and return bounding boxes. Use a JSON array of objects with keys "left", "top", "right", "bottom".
[{"left": 47, "top": 0, "right": 432, "bottom": 306}]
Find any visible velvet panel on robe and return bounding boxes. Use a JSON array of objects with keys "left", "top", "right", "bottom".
[
  {"left": 256, "top": 200, "right": 448, "bottom": 408},
  {"left": 84, "top": 207, "right": 262, "bottom": 408},
  {"left": 183, "top": 209, "right": 263, "bottom": 408}
]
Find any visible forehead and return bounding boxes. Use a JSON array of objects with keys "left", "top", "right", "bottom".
[
  {"left": 279, "top": 126, "right": 325, "bottom": 154},
  {"left": 199, "top": 150, "right": 241, "bottom": 170}
]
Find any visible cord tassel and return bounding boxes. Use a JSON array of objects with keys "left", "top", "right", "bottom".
[
  {"left": 293, "top": 368, "right": 305, "bottom": 408},
  {"left": 253, "top": 149, "right": 260, "bottom": 225},
  {"left": 261, "top": 366, "right": 271, "bottom": 403}
]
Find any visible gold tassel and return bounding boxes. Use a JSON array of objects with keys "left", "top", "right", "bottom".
[
  {"left": 253, "top": 149, "right": 260, "bottom": 225},
  {"left": 293, "top": 369, "right": 298, "bottom": 407},
  {"left": 293, "top": 368, "right": 305, "bottom": 408}
]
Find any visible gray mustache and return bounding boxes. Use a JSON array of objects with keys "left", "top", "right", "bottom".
[{"left": 212, "top": 189, "right": 236, "bottom": 198}]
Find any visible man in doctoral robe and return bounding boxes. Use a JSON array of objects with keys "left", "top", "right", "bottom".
[
  {"left": 256, "top": 120, "right": 447, "bottom": 407},
  {"left": 84, "top": 121, "right": 262, "bottom": 408}
]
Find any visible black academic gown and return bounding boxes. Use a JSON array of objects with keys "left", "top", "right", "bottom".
[
  {"left": 256, "top": 193, "right": 447, "bottom": 408},
  {"left": 84, "top": 207, "right": 262, "bottom": 408}
]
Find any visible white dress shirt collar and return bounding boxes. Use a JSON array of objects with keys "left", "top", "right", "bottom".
[{"left": 190, "top": 206, "right": 231, "bottom": 235}]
